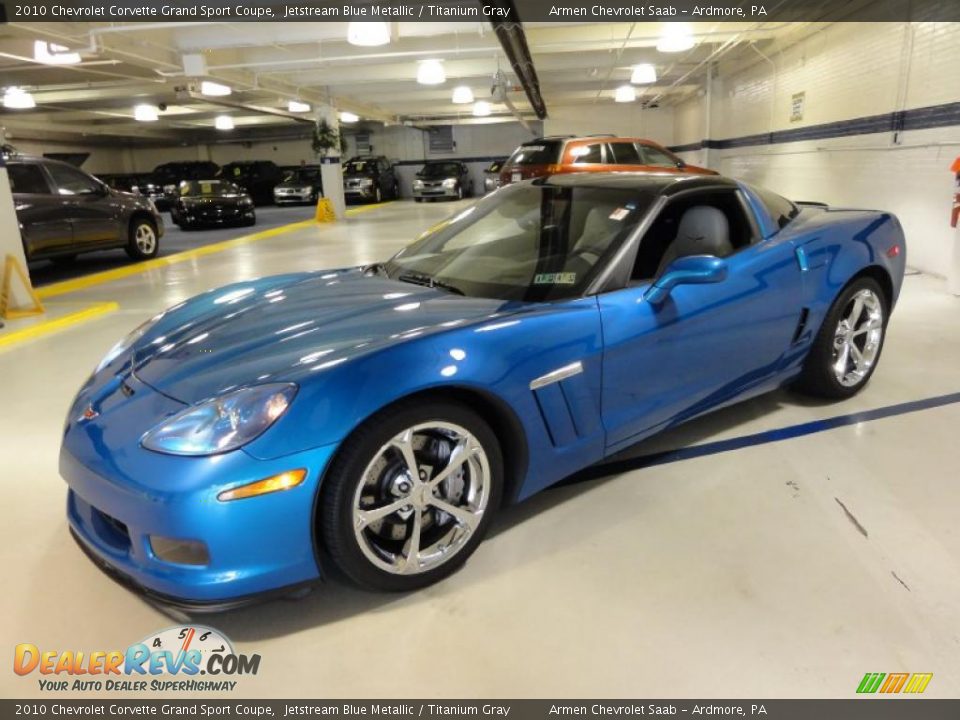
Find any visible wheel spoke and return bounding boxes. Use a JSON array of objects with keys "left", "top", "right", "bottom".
[
  {"left": 426, "top": 438, "right": 480, "bottom": 489},
  {"left": 399, "top": 510, "right": 423, "bottom": 574},
  {"left": 428, "top": 497, "right": 481, "bottom": 530},
  {"left": 833, "top": 343, "right": 851, "bottom": 377},
  {"left": 853, "top": 319, "right": 881, "bottom": 336},
  {"left": 849, "top": 343, "right": 864, "bottom": 368},
  {"left": 356, "top": 498, "right": 409, "bottom": 528},
  {"left": 847, "top": 295, "right": 865, "bottom": 327},
  {"left": 391, "top": 429, "right": 420, "bottom": 481}
]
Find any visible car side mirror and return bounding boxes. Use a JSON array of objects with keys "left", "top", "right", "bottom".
[
  {"left": 676, "top": 160, "right": 687, "bottom": 169},
  {"left": 643, "top": 255, "right": 728, "bottom": 305}
]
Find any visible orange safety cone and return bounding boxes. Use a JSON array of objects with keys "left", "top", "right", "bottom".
[{"left": 314, "top": 196, "right": 336, "bottom": 223}]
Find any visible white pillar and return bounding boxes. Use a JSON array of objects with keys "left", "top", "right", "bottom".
[
  {"left": 0, "top": 156, "right": 37, "bottom": 313},
  {"left": 950, "top": 225, "right": 960, "bottom": 296},
  {"left": 316, "top": 105, "right": 346, "bottom": 220}
]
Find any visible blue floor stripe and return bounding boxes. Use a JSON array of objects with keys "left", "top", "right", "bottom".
[{"left": 577, "top": 391, "right": 960, "bottom": 481}]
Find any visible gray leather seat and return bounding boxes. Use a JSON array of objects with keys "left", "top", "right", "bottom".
[{"left": 656, "top": 205, "right": 734, "bottom": 276}]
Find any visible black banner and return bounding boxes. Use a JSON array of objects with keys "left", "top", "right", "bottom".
[
  {"left": 3, "top": 700, "right": 960, "bottom": 719},
  {"left": 2, "top": 0, "right": 960, "bottom": 23}
]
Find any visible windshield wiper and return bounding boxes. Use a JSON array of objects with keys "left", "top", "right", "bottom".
[{"left": 397, "top": 272, "right": 465, "bottom": 296}]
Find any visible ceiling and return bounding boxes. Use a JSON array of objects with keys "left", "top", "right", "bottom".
[{"left": 0, "top": 20, "right": 813, "bottom": 146}]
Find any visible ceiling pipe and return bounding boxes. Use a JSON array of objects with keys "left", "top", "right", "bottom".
[{"left": 484, "top": 1, "right": 547, "bottom": 120}]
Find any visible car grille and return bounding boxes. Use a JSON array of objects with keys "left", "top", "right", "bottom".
[{"left": 90, "top": 505, "right": 131, "bottom": 552}]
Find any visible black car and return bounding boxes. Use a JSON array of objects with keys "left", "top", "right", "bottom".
[
  {"left": 343, "top": 156, "right": 398, "bottom": 204},
  {"left": 412, "top": 160, "right": 474, "bottom": 201},
  {"left": 273, "top": 166, "right": 323, "bottom": 205},
  {"left": 7, "top": 155, "right": 164, "bottom": 264},
  {"left": 170, "top": 180, "right": 256, "bottom": 230},
  {"left": 151, "top": 161, "right": 221, "bottom": 210},
  {"left": 218, "top": 160, "right": 283, "bottom": 206}
]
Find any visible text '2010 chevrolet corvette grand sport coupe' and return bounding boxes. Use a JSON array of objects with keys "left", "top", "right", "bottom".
[{"left": 61, "top": 173, "right": 906, "bottom": 610}]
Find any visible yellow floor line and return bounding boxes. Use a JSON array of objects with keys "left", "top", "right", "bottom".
[
  {"left": 0, "top": 302, "right": 119, "bottom": 351},
  {"left": 35, "top": 200, "right": 396, "bottom": 302}
]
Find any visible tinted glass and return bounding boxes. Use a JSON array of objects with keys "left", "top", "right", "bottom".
[
  {"left": 570, "top": 143, "right": 604, "bottom": 164},
  {"left": 46, "top": 163, "right": 101, "bottom": 195},
  {"left": 384, "top": 183, "right": 652, "bottom": 301},
  {"left": 609, "top": 142, "right": 643, "bottom": 164},
  {"left": 344, "top": 160, "right": 374, "bottom": 174},
  {"left": 181, "top": 180, "right": 241, "bottom": 196},
  {"left": 283, "top": 169, "right": 319, "bottom": 183},
  {"left": 640, "top": 145, "right": 680, "bottom": 168},
  {"left": 749, "top": 184, "right": 799, "bottom": 229},
  {"left": 419, "top": 163, "right": 462, "bottom": 178},
  {"left": 505, "top": 141, "right": 562, "bottom": 166},
  {"left": 8, "top": 164, "right": 51, "bottom": 194}
]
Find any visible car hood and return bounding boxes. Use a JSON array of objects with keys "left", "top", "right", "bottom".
[
  {"left": 275, "top": 181, "right": 312, "bottom": 190},
  {"left": 132, "top": 269, "right": 509, "bottom": 404}
]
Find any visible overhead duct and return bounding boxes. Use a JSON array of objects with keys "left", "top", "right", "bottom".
[{"left": 484, "top": 1, "right": 547, "bottom": 120}]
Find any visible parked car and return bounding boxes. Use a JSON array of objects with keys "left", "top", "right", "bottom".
[
  {"left": 343, "top": 156, "right": 398, "bottom": 204},
  {"left": 7, "top": 155, "right": 163, "bottom": 263},
  {"left": 273, "top": 166, "right": 323, "bottom": 205},
  {"left": 151, "top": 161, "right": 221, "bottom": 210},
  {"left": 483, "top": 159, "right": 506, "bottom": 193},
  {"left": 412, "top": 161, "right": 473, "bottom": 202},
  {"left": 170, "top": 180, "right": 256, "bottom": 229},
  {"left": 100, "top": 173, "right": 156, "bottom": 195},
  {"left": 499, "top": 135, "right": 717, "bottom": 186},
  {"left": 218, "top": 160, "right": 283, "bottom": 206},
  {"left": 61, "top": 172, "right": 905, "bottom": 609}
]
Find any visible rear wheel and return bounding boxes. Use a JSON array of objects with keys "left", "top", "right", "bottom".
[
  {"left": 373, "top": 186, "right": 382, "bottom": 203},
  {"left": 796, "top": 277, "right": 887, "bottom": 399},
  {"left": 320, "top": 401, "right": 502, "bottom": 592},
  {"left": 125, "top": 218, "right": 159, "bottom": 260}
]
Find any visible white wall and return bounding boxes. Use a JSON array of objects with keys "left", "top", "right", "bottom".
[
  {"left": 544, "top": 104, "right": 675, "bottom": 145},
  {"left": 8, "top": 139, "right": 134, "bottom": 176},
  {"left": 672, "top": 22, "right": 960, "bottom": 276}
]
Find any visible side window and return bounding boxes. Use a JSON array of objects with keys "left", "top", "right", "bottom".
[
  {"left": 8, "top": 164, "right": 52, "bottom": 194},
  {"left": 750, "top": 184, "right": 799, "bottom": 229},
  {"left": 570, "top": 143, "right": 604, "bottom": 165},
  {"left": 639, "top": 145, "right": 680, "bottom": 168},
  {"left": 610, "top": 142, "right": 643, "bottom": 165},
  {"left": 46, "top": 163, "right": 101, "bottom": 196}
]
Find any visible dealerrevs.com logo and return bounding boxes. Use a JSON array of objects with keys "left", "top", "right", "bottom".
[{"left": 14, "top": 626, "right": 260, "bottom": 693}]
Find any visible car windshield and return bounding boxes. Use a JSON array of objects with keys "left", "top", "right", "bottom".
[
  {"left": 181, "top": 180, "right": 240, "bottom": 197},
  {"left": 418, "top": 163, "right": 461, "bottom": 178},
  {"left": 505, "top": 141, "right": 562, "bottom": 166},
  {"left": 344, "top": 160, "right": 373, "bottom": 174},
  {"left": 283, "top": 169, "right": 319, "bottom": 183},
  {"left": 383, "top": 183, "right": 652, "bottom": 302}
]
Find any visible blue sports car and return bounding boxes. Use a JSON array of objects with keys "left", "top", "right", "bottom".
[{"left": 61, "top": 173, "right": 906, "bottom": 609}]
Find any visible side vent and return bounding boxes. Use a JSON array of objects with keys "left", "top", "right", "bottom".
[
  {"left": 529, "top": 361, "right": 600, "bottom": 447},
  {"left": 791, "top": 307, "right": 810, "bottom": 345}
]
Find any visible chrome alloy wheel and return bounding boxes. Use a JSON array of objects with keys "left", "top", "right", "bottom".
[
  {"left": 352, "top": 422, "right": 491, "bottom": 575},
  {"left": 135, "top": 223, "right": 157, "bottom": 254},
  {"left": 832, "top": 288, "right": 884, "bottom": 387}
]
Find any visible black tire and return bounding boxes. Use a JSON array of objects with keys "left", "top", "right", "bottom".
[
  {"left": 320, "top": 400, "right": 503, "bottom": 592},
  {"left": 373, "top": 186, "right": 382, "bottom": 204},
  {"left": 795, "top": 276, "right": 888, "bottom": 399},
  {"left": 244, "top": 211, "right": 257, "bottom": 227},
  {"left": 414, "top": 197, "right": 423, "bottom": 203},
  {"left": 125, "top": 217, "right": 159, "bottom": 260}
]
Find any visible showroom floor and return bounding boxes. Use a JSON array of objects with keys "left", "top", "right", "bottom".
[{"left": 2, "top": 200, "right": 958, "bottom": 699}]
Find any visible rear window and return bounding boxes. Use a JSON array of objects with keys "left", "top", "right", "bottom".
[
  {"left": 609, "top": 142, "right": 643, "bottom": 164},
  {"left": 749, "top": 184, "right": 799, "bottom": 229},
  {"left": 8, "top": 164, "right": 51, "bottom": 194},
  {"left": 506, "top": 141, "right": 562, "bottom": 166}
]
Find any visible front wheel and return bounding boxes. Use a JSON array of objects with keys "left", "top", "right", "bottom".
[
  {"left": 796, "top": 277, "right": 888, "bottom": 399},
  {"left": 126, "top": 218, "right": 159, "bottom": 260},
  {"left": 320, "top": 401, "right": 503, "bottom": 592}
]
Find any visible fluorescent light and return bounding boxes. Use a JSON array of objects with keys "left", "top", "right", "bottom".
[
  {"left": 417, "top": 59, "right": 445, "bottom": 85},
  {"left": 631, "top": 64, "right": 657, "bottom": 84},
  {"left": 614, "top": 85, "right": 637, "bottom": 103},
  {"left": 134, "top": 104, "right": 159, "bottom": 122},
  {"left": 2, "top": 87, "right": 36, "bottom": 109},
  {"left": 288, "top": 100, "right": 311, "bottom": 113},
  {"left": 657, "top": 23, "right": 695, "bottom": 53},
  {"left": 452, "top": 86, "right": 474, "bottom": 104},
  {"left": 347, "top": 22, "right": 390, "bottom": 47},
  {"left": 200, "top": 80, "right": 231, "bottom": 97},
  {"left": 214, "top": 115, "right": 234, "bottom": 130},
  {"left": 339, "top": 111, "right": 359, "bottom": 123},
  {"left": 34, "top": 40, "right": 81, "bottom": 65},
  {"left": 472, "top": 101, "right": 491, "bottom": 117}
]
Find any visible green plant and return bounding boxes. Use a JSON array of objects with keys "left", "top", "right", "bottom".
[{"left": 312, "top": 118, "right": 339, "bottom": 158}]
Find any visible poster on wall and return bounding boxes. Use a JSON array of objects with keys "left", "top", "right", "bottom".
[{"left": 791, "top": 91, "right": 806, "bottom": 122}]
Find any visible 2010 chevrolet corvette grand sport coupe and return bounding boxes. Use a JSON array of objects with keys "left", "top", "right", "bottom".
[{"left": 61, "top": 173, "right": 906, "bottom": 609}]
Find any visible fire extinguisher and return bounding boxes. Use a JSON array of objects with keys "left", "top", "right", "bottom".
[{"left": 952, "top": 156, "right": 960, "bottom": 228}]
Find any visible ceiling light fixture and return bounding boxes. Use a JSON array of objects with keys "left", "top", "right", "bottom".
[
  {"left": 288, "top": 99, "right": 311, "bottom": 113},
  {"left": 347, "top": 22, "right": 390, "bottom": 47},
  {"left": 200, "top": 80, "right": 232, "bottom": 97},
  {"left": 631, "top": 64, "right": 657, "bottom": 84},
  {"left": 452, "top": 86, "right": 474, "bottom": 104},
  {"left": 215, "top": 115, "right": 234, "bottom": 130},
  {"left": 2, "top": 87, "right": 36, "bottom": 109},
  {"left": 417, "top": 59, "right": 446, "bottom": 85},
  {"left": 472, "top": 101, "right": 492, "bottom": 117},
  {"left": 614, "top": 85, "right": 637, "bottom": 103},
  {"left": 33, "top": 40, "right": 81, "bottom": 65},
  {"left": 134, "top": 104, "right": 159, "bottom": 122},
  {"left": 339, "top": 111, "right": 359, "bottom": 123},
  {"left": 656, "top": 23, "right": 695, "bottom": 53}
]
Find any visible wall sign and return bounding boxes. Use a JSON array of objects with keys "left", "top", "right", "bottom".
[{"left": 791, "top": 92, "right": 806, "bottom": 123}]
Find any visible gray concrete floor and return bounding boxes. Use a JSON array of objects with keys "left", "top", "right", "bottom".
[{"left": 2, "top": 199, "right": 958, "bottom": 699}]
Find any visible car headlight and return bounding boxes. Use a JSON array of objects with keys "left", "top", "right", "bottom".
[
  {"left": 442, "top": 178, "right": 458, "bottom": 188},
  {"left": 163, "top": 184, "right": 177, "bottom": 194},
  {"left": 413, "top": 179, "right": 424, "bottom": 189},
  {"left": 95, "top": 316, "right": 158, "bottom": 374},
  {"left": 359, "top": 178, "right": 374, "bottom": 187},
  {"left": 141, "top": 383, "right": 297, "bottom": 456}
]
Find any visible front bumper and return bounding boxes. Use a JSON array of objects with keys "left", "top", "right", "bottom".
[
  {"left": 412, "top": 185, "right": 458, "bottom": 199},
  {"left": 274, "top": 189, "right": 314, "bottom": 204},
  {"left": 60, "top": 374, "right": 337, "bottom": 606}
]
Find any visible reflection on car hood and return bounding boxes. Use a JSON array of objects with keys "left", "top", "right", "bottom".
[
  {"left": 275, "top": 182, "right": 312, "bottom": 190},
  {"left": 132, "top": 269, "right": 508, "bottom": 404}
]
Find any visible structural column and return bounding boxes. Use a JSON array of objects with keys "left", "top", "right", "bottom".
[{"left": 316, "top": 104, "right": 346, "bottom": 220}]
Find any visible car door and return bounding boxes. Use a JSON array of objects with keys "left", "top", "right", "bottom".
[
  {"left": 45, "top": 162, "right": 122, "bottom": 248},
  {"left": 7, "top": 162, "right": 74, "bottom": 258},
  {"left": 597, "top": 187, "right": 803, "bottom": 451}
]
